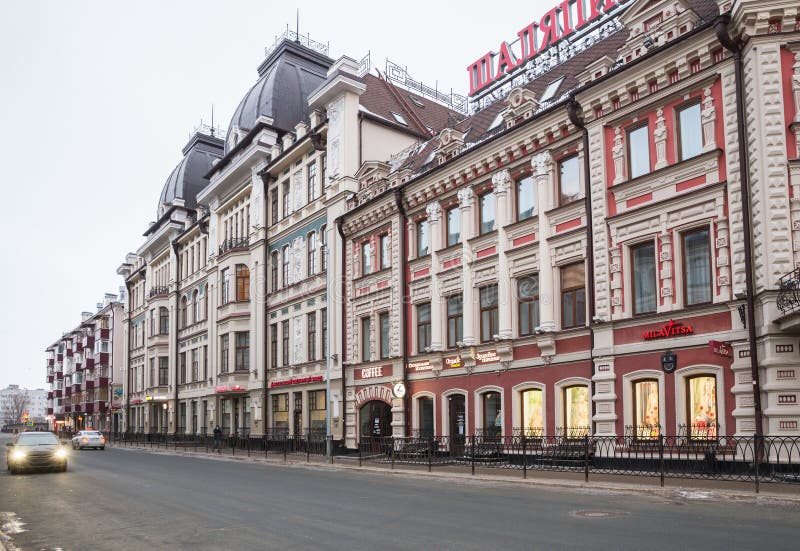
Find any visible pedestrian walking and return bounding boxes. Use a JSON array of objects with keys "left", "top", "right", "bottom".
[{"left": 212, "top": 425, "right": 222, "bottom": 451}]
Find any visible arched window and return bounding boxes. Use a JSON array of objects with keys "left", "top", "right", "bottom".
[
  {"left": 686, "top": 375, "right": 717, "bottom": 439},
  {"left": 562, "top": 385, "right": 589, "bottom": 437},
  {"left": 632, "top": 379, "right": 659, "bottom": 439},
  {"left": 307, "top": 232, "right": 317, "bottom": 276},
  {"left": 520, "top": 389, "right": 543, "bottom": 437},
  {"left": 202, "top": 285, "right": 208, "bottom": 319},
  {"left": 282, "top": 246, "right": 290, "bottom": 286},
  {"left": 236, "top": 264, "right": 250, "bottom": 301},
  {"left": 180, "top": 296, "right": 188, "bottom": 329},
  {"left": 192, "top": 290, "right": 199, "bottom": 324},
  {"left": 482, "top": 391, "right": 502, "bottom": 438},
  {"left": 271, "top": 251, "right": 279, "bottom": 292},
  {"left": 320, "top": 225, "right": 327, "bottom": 272}
]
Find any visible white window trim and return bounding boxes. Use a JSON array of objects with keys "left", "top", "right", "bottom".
[
  {"left": 441, "top": 389, "right": 469, "bottom": 439},
  {"left": 673, "top": 365, "right": 726, "bottom": 436},
  {"left": 473, "top": 385, "right": 505, "bottom": 436},
  {"left": 554, "top": 377, "right": 592, "bottom": 435},
  {"left": 411, "top": 391, "right": 437, "bottom": 436},
  {"left": 511, "top": 382, "right": 547, "bottom": 433},
  {"left": 622, "top": 369, "right": 666, "bottom": 432}
]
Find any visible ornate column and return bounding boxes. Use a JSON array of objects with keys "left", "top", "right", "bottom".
[
  {"left": 532, "top": 152, "right": 555, "bottom": 332},
  {"left": 458, "top": 187, "right": 476, "bottom": 345},
  {"left": 426, "top": 201, "right": 444, "bottom": 351},
  {"left": 653, "top": 109, "right": 668, "bottom": 170},
  {"left": 701, "top": 87, "right": 717, "bottom": 152},
  {"left": 659, "top": 232, "right": 673, "bottom": 311},
  {"left": 492, "top": 169, "right": 513, "bottom": 339}
]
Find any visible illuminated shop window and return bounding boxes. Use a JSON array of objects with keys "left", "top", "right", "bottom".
[
  {"left": 308, "top": 390, "right": 326, "bottom": 434},
  {"left": 687, "top": 375, "right": 717, "bottom": 439},
  {"left": 633, "top": 380, "right": 660, "bottom": 438},
  {"left": 483, "top": 392, "right": 502, "bottom": 437},
  {"left": 564, "top": 385, "right": 589, "bottom": 436},
  {"left": 521, "top": 389, "right": 543, "bottom": 436}
]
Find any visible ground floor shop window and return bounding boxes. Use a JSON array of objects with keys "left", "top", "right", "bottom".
[
  {"left": 563, "top": 385, "right": 589, "bottom": 437},
  {"left": 221, "top": 399, "right": 231, "bottom": 435},
  {"left": 309, "top": 390, "right": 326, "bottom": 434},
  {"left": 521, "top": 389, "right": 543, "bottom": 436},
  {"left": 360, "top": 400, "right": 392, "bottom": 438},
  {"left": 272, "top": 394, "right": 289, "bottom": 434},
  {"left": 241, "top": 396, "right": 250, "bottom": 436},
  {"left": 687, "top": 375, "right": 717, "bottom": 438},
  {"left": 482, "top": 392, "right": 502, "bottom": 438},
  {"left": 633, "top": 380, "right": 659, "bottom": 438},
  {"left": 418, "top": 396, "right": 434, "bottom": 438}
]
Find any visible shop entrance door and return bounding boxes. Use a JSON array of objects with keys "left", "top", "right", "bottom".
[
  {"left": 360, "top": 400, "right": 392, "bottom": 450},
  {"left": 449, "top": 394, "right": 466, "bottom": 456},
  {"left": 233, "top": 398, "right": 240, "bottom": 437}
]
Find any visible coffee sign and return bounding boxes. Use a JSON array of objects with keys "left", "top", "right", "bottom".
[{"left": 356, "top": 365, "right": 393, "bottom": 380}]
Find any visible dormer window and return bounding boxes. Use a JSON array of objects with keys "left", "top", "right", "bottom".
[
  {"left": 539, "top": 77, "right": 564, "bottom": 103},
  {"left": 391, "top": 112, "right": 408, "bottom": 126},
  {"left": 408, "top": 95, "right": 425, "bottom": 108}
]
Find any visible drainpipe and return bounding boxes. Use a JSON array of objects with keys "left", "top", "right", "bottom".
[
  {"left": 171, "top": 240, "right": 180, "bottom": 436},
  {"left": 336, "top": 217, "right": 347, "bottom": 445},
  {"left": 260, "top": 175, "right": 270, "bottom": 438},
  {"left": 714, "top": 14, "right": 764, "bottom": 439},
  {"left": 394, "top": 188, "right": 409, "bottom": 436},
  {"left": 567, "top": 96, "right": 597, "bottom": 435},
  {"left": 124, "top": 279, "right": 132, "bottom": 434}
]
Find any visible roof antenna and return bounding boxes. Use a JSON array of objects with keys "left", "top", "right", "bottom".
[
  {"left": 211, "top": 104, "right": 215, "bottom": 136},
  {"left": 296, "top": 8, "right": 299, "bottom": 40}
]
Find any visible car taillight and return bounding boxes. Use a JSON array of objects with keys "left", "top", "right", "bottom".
[{"left": 101, "top": 437, "right": 106, "bottom": 443}]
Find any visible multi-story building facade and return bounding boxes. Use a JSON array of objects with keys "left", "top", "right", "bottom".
[
  {"left": 0, "top": 385, "right": 47, "bottom": 425},
  {"left": 336, "top": 0, "right": 800, "bottom": 447},
  {"left": 44, "top": 295, "right": 124, "bottom": 432}
]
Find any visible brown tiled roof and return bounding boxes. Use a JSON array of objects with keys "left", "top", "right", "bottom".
[{"left": 360, "top": 73, "right": 464, "bottom": 137}]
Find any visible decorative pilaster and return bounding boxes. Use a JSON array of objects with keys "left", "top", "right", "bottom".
[
  {"left": 653, "top": 109, "right": 668, "bottom": 170},
  {"left": 592, "top": 359, "right": 617, "bottom": 437},
  {"left": 492, "top": 170, "right": 513, "bottom": 340},
  {"left": 609, "top": 245, "right": 623, "bottom": 318},
  {"left": 701, "top": 87, "right": 717, "bottom": 152},
  {"left": 532, "top": 153, "right": 555, "bottom": 335},
  {"left": 458, "top": 187, "right": 476, "bottom": 345},
  {"left": 612, "top": 127, "right": 625, "bottom": 185},
  {"left": 659, "top": 232, "right": 673, "bottom": 310},
  {"left": 715, "top": 219, "right": 731, "bottom": 300},
  {"left": 426, "top": 201, "right": 444, "bottom": 351}
]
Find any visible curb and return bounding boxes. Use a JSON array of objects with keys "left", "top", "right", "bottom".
[{"left": 110, "top": 444, "right": 800, "bottom": 504}]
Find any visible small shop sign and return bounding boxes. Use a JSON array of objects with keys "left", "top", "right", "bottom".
[
  {"left": 475, "top": 349, "right": 500, "bottom": 365},
  {"left": 708, "top": 340, "right": 732, "bottom": 358}
]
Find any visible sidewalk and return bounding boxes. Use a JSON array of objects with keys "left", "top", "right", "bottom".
[{"left": 110, "top": 442, "right": 800, "bottom": 504}]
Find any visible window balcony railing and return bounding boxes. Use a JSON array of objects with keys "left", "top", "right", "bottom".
[
  {"left": 148, "top": 286, "right": 169, "bottom": 299},
  {"left": 777, "top": 267, "right": 800, "bottom": 315},
  {"left": 218, "top": 236, "right": 249, "bottom": 257}
]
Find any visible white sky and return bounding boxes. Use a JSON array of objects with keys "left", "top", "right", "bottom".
[{"left": 0, "top": 0, "right": 551, "bottom": 390}]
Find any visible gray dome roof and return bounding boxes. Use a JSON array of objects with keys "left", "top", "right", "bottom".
[
  {"left": 225, "top": 40, "right": 332, "bottom": 153},
  {"left": 158, "top": 133, "right": 224, "bottom": 215}
]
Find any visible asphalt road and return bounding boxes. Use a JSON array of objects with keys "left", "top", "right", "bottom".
[{"left": 2, "top": 434, "right": 800, "bottom": 550}]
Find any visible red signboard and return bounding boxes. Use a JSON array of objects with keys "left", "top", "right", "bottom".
[
  {"left": 708, "top": 340, "right": 732, "bottom": 358},
  {"left": 642, "top": 320, "right": 694, "bottom": 340},
  {"left": 269, "top": 376, "right": 324, "bottom": 388}
]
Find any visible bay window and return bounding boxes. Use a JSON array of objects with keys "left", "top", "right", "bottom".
[{"left": 235, "top": 264, "right": 249, "bottom": 301}]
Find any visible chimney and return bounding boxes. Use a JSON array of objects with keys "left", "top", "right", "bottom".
[{"left": 81, "top": 312, "right": 93, "bottom": 322}]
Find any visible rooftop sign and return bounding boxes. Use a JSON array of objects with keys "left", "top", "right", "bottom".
[{"left": 467, "top": 0, "right": 631, "bottom": 101}]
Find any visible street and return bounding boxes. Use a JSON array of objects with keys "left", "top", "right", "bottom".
[{"left": 1, "top": 434, "right": 800, "bottom": 550}]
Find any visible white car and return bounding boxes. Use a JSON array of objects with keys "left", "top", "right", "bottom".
[{"left": 71, "top": 430, "right": 106, "bottom": 450}]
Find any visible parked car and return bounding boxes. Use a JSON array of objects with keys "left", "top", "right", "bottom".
[
  {"left": 6, "top": 431, "right": 68, "bottom": 474},
  {"left": 71, "top": 430, "right": 106, "bottom": 450}
]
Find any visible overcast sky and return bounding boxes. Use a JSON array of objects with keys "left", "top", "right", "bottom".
[{"left": 0, "top": 0, "right": 548, "bottom": 390}]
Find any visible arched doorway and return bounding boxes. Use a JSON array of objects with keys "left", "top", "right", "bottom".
[{"left": 359, "top": 400, "right": 392, "bottom": 440}]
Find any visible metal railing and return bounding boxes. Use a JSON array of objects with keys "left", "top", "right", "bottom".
[
  {"left": 218, "top": 237, "right": 249, "bottom": 257},
  {"left": 777, "top": 267, "right": 800, "bottom": 315},
  {"left": 148, "top": 286, "right": 169, "bottom": 298}
]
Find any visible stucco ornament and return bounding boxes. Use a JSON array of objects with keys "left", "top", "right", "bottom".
[
  {"left": 426, "top": 201, "right": 442, "bottom": 222},
  {"left": 531, "top": 151, "right": 552, "bottom": 180},
  {"left": 654, "top": 108, "right": 667, "bottom": 170},
  {"left": 291, "top": 236, "right": 304, "bottom": 283},
  {"left": 457, "top": 186, "right": 474, "bottom": 208},
  {"left": 612, "top": 127, "right": 625, "bottom": 184},
  {"left": 491, "top": 169, "right": 512, "bottom": 194},
  {"left": 701, "top": 87, "right": 717, "bottom": 151},
  {"left": 293, "top": 316, "right": 304, "bottom": 365}
]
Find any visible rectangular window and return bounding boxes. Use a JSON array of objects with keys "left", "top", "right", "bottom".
[
  {"left": 220, "top": 334, "right": 230, "bottom": 374},
  {"left": 149, "top": 309, "right": 155, "bottom": 335},
  {"left": 158, "top": 357, "right": 169, "bottom": 386},
  {"left": 417, "top": 220, "right": 429, "bottom": 256},
  {"left": 271, "top": 253, "right": 278, "bottom": 292},
  {"left": 235, "top": 332, "right": 249, "bottom": 372},
  {"left": 447, "top": 295, "right": 463, "bottom": 348},
  {"left": 517, "top": 176, "right": 535, "bottom": 220},
  {"left": 417, "top": 303, "right": 431, "bottom": 353},
  {"left": 678, "top": 102, "right": 703, "bottom": 161},
  {"left": 203, "top": 345, "right": 208, "bottom": 381},
  {"left": 480, "top": 284, "right": 499, "bottom": 343},
  {"left": 379, "top": 234, "right": 390, "bottom": 270},
  {"left": 271, "top": 190, "right": 279, "bottom": 225},
  {"left": 632, "top": 242, "right": 657, "bottom": 314},
  {"left": 282, "top": 246, "right": 290, "bottom": 286},
  {"left": 309, "top": 390, "right": 326, "bottom": 433},
  {"left": 270, "top": 323, "right": 278, "bottom": 369},
  {"left": 321, "top": 308, "right": 328, "bottom": 359},
  {"left": 518, "top": 274, "right": 540, "bottom": 336},
  {"left": 479, "top": 192, "right": 495, "bottom": 235},
  {"left": 521, "top": 389, "right": 543, "bottom": 436},
  {"left": 149, "top": 358, "right": 155, "bottom": 388},
  {"left": 561, "top": 263, "right": 586, "bottom": 329},
  {"left": 178, "top": 352, "right": 186, "bottom": 384},
  {"left": 628, "top": 124, "right": 651, "bottom": 179},
  {"left": 633, "top": 380, "right": 660, "bottom": 438},
  {"left": 379, "top": 312, "right": 390, "bottom": 359},
  {"left": 282, "top": 320, "right": 290, "bottom": 366},
  {"left": 307, "top": 161, "right": 318, "bottom": 202},
  {"left": 558, "top": 155, "right": 581, "bottom": 205},
  {"left": 221, "top": 268, "right": 230, "bottom": 305},
  {"left": 236, "top": 264, "right": 250, "bottom": 301},
  {"left": 159, "top": 307, "right": 169, "bottom": 335},
  {"left": 282, "top": 181, "right": 291, "bottom": 217},
  {"left": 683, "top": 228, "right": 711, "bottom": 305},
  {"left": 446, "top": 207, "right": 460, "bottom": 247},
  {"left": 361, "top": 241, "right": 372, "bottom": 275},
  {"left": 321, "top": 155, "right": 327, "bottom": 188},
  {"left": 191, "top": 349, "right": 199, "bottom": 382},
  {"left": 361, "top": 317, "right": 371, "bottom": 362},
  {"left": 307, "top": 313, "right": 316, "bottom": 362}
]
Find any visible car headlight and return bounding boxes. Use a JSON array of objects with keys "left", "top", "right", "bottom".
[
  {"left": 54, "top": 448, "right": 67, "bottom": 459},
  {"left": 11, "top": 449, "right": 26, "bottom": 461}
]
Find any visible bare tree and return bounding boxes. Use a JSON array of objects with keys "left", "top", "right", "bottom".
[{"left": 2, "top": 391, "right": 30, "bottom": 425}]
